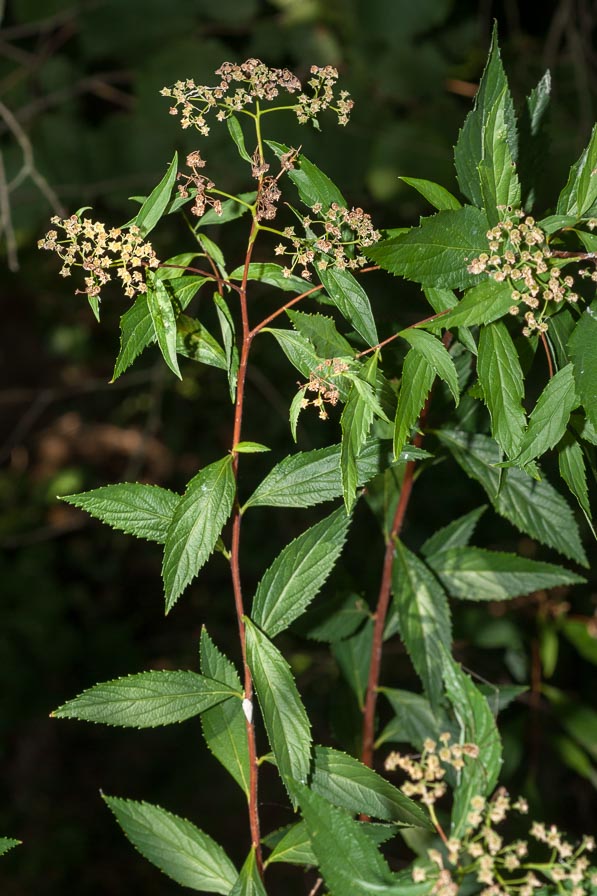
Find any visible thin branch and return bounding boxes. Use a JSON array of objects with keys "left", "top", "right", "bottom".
[
  {"left": 355, "top": 308, "right": 451, "bottom": 360},
  {"left": 250, "top": 284, "right": 322, "bottom": 335},
  {"left": 540, "top": 331, "right": 554, "bottom": 379},
  {"left": 0, "top": 149, "right": 18, "bottom": 271}
]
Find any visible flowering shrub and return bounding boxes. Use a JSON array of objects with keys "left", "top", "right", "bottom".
[{"left": 37, "top": 32, "right": 596, "bottom": 896}]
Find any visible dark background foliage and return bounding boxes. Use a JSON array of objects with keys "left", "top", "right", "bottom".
[{"left": 1, "top": 1, "right": 596, "bottom": 893}]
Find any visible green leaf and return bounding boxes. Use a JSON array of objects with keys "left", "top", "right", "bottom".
[
  {"left": 400, "top": 177, "right": 462, "bottom": 211},
  {"left": 200, "top": 629, "right": 249, "bottom": 796},
  {"left": 265, "top": 328, "right": 336, "bottom": 387},
  {"left": 425, "top": 546, "right": 585, "bottom": 601},
  {"left": 176, "top": 316, "right": 227, "bottom": 370},
  {"left": 196, "top": 192, "right": 256, "bottom": 228},
  {"left": 244, "top": 618, "right": 312, "bottom": 787},
  {"left": 61, "top": 483, "right": 179, "bottom": 543},
  {"left": 440, "top": 653, "right": 502, "bottom": 837},
  {"left": 568, "top": 300, "right": 597, "bottom": 431},
  {"left": 424, "top": 279, "right": 514, "bottom": 331},
  {"left": 213, "top": 293, "right": 239, "bottom": 402},
  {"left": 319, "top": 268, "right": 378, "bottom": 346},
  {"left": 311, "top": 746, "right": 432, "bottom": 829},
  {"left": 454, "top": 28, "right": 517, "bottom": 207},
  {"left": 226, "top": 115, "right": 253, "bottom": 164},
  {"left": 52, "top": 670, "right": 238, "bottom": 727},
  {"left": 264, "top": 821, "right": 317, "bottom": 867},
  {"left": 304, "top": 593, "right": 370, "bottom": 643},
  {"left": 421, "top": 507, "right": 487, "bottom": 558},
  {"left": 332, "top": 619, "right": 374, "bottom": 710},
  {"left": 103, "top": 795, "right": 238, "bottom": 894},
  {"left": 291, "top": 783, "right": 400, "bottom": 896},
  {"left": 341, "top": 355, "right": 378, "bottom": 510},
  {"left": 229, "top": 848, "right": 266, "bottom": 896},
  {"left": 392, "top": 542, "right": 452, "bottom": 710},
  {"left": 401, "top": 329, "right": 459, "bottom": 405},
  {"left": 367, "top": 206, "right": 490, "bottom": 290},
  {"left": 234, "top": 441, "right": 270, "bottom": 454},
  {"left": 546, "top": 309, "right": 576, "bottom": 370},
  {"left": 0, "top": 838, "right": 20, "bottom": 857},
  {"left": 477, "top": 321, "right": 526, "bottom": 458},
  {"left": 243, "top": 440, "right": 388, "bottom": 511},
  {"left": 478, "top": 84, "right": 521, "bottom": 223},
  {"left": 113, "top": 294, "right": 155, "bottom": 380},
  {"left": 288, "top": 388, "right": 305, "bottom": 442},
  {"left": 377, "top": 689, "right": 451, "bottom": 750},
  {"left": 512, "top": 364, "right": 578, "bottom": 467},
  {"left": 287, "top": 309, "right": 354, "bottom": 358},
  {"left": 134, "top": 152, "right": 178, "bottom": 237},
  {"left": 147, "top": 277, "right": 181, "bottom": 379},
  {"left": 556, "top": 124, "right": 597, "bottom": 218},
  {"left": 162, "top": 457, "right": 235, "bottom": 611},
  {"left": 437, "top": 429, "right": 588, "bottom": 566},
  {"left": 393, "top": 349, "right": 435, "bottom": 459},
  {"left": 228, "top": 262, "right": 310, "bottom": 295},
  {"left": 252, "top": 506, "right": 350, "bottom": 638},
  {"left": 266, "top": 141, "right": 346, "bottom": 209},
  {"left": 518, "top": 70, "right": 551, "bottom": 208},
  {"left": 197, "top": 233, "right": 227, "bottom": 275},
  {"left": 558, "top": 434, "right": 594, "bottom": 532}
]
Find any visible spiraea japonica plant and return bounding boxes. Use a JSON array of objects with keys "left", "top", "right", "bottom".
[{"left": 39, "top": 34, "right": 597, "bottom": 896}]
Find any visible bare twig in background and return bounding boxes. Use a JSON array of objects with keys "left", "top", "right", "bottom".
[{"left": 0, "top": 148, "right": 18, "bottom": 270}]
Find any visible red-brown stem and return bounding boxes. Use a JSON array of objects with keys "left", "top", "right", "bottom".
[
  {"left": 355, "top": 308, "right": 451, "bottom": 360},
  {"left": 228, "top": 221, "right": 264, "bottom": 878},
  {"left": 360, "top": 332, "right": 452, "bottom": 769},
  {"left": 540, "top": 331, "right": 554, "bottom": 378},
  {"left": 250, "top": 284, "right": 322, "bottom": 336}
]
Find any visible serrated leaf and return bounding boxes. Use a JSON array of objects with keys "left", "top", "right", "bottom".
[
  {"left": 400, "top": 177, "right": 462, "bottom": 211},
  {"left": 287, "top": 309, "right": 354, "bottom": 358},
  {"left": 393, "top": 349, "right": 435, "bottom": 459},
  {"left": 103, "top": 795, "right": 237, "bottom": 893},
  {"left": 213, "top": 293, "right": 239, "bottom": 402},
  {"left": 311, "top": 746, "right": 432, "bottom": 829},
  {"left": 377, "top": 689, "right": 453, "bottom": 750},
  {"left": 341, "top": 355, "right": 378, "bottom": 510},
  {"left": 367, "top": 206, "right": 490, "bottom": 290},
  {"left": 113, "top": 294, "right": 155, "bottom": 380},
  {"left": 266, "top": 141, "right": 346, "bottom": 209},
  {"left": 226, "top": 115, "right": 253, "bottom": 164},
  {"left": 546, "top": 309, "right": 576, "bottom": 369},
  {"left": 265, "top": 821, "right": 317, "bottom": 867},
  {"left": 0, "top": 838, "right": 20, "bottom": 856},
  {"left": 512, "top": 364, "right": 578, "bottom": 467},
  {"left": 421, "top": 507, "right": 487, "bottom": 558},
  {"left": 426, "top": 546, "right": 585, "bottom": 601},
  {"left": 557, "top": 124, "right": 597, "bottom": 218},
  {"left": 558, "top": 434, "right": 593, "bottom": 532},
  {"left": 52, "top": 670, "right": 238, "bottom": 727},
  {"left": 319, "top": 268, "right": 378, "bottom": 346},
  {"left": 162, "top": 457, "right": 235, "bottom": 611},
  {"left": 200, "top": 629, "right": 249, "bottom": 796},
  {"left": 265, "top": 328, "right": 344, "bottom": 391},
  {"left": 437, "top": 429, "right": 588, "bottom": 566},
  {"left": 332, "top": 619, "right": 374, "bottom": 710},
  {"left": 518, "top": 70, "right": 551, "bottom": 209},
  {"left": 245, "top": 619, "right": 312, "bottom": 788},
  {"left": 392, "top": 541, "right": 452, "bottom": 710},
  {"left": 288, "top": 388, "right": 305, "bottom": 442},
  {"left": 134, "top": 152, "right": 178, "bottom": 237},
  {"left": 147, "top": 277, "right": 181, "bottom": 379},
  {"left": 176, "top": 315, "right": 227, "bottom": 370},
  {"left": 304, "top": 593, "right": 370, "bottom": 643},
  {"left": 454, "top": 28, "right": 517, "bottom": 207},
  {"left": 477, "top": 321, "right": 526, "bottom": 458},
  {"left": 252, "top": 506, "right": 350, "bottom": 638},
  {"left": 61, "top": 483, "right": 178, "bottom": 543},
  {"left": 243, "top": 440, "right": 388, "bottom": 511},
  {"left": 228, "top": 262, "right": 309, "bottom": 295},
  {"left": 568, "top": 300, "right": 597, "bottom": 431},
  {"left": 441, "top": 653, "right": 502, "bottom": 837},
  {"left": 401, "top": 329, "right": 459, "bottom": 405},
  {"left": 229, "top": 848, "right": 266, "bottom": 896},
  {"left": 424, "top": 278, "right": 514, "bottom": 331},
  {"left": 478, "top": 85, "right": 521, "bottom": 223}
]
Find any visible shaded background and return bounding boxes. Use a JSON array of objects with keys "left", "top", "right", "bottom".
[{"left": 1, "top": 0, "right": 596, "bottom": 893}]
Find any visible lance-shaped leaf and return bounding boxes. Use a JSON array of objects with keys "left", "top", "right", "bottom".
[
  {"left": 252, "top": 506, "right": 350, "bottom": 638},
  {"left": 134, "top": 152, "right": 178, "bottom": 237},
  {"left": 400, "top": 177, "right": 462, "bottom": 211},
  {"left": 557, "top": 124, "right": 597, "bottom": 219},
  {"left": 392, "top": 541, "right": 452, "bottom": 710},
  {"left": 214, "top": 293, "right": 239, "bottom": 402},
  {"left": 176, "top": 316, "right": 227, "bottom": 370},
  {"left": 367, "top": 205, "right": 490, "bottom": 290},
  {"left": 0, "top": 838, "right": 20, "bottom": 857},
  {"left": 311, "top": 746, "right": 432, "bottom": 829},
  {"left": 320, "top": 267, "right": 378, "bottom": 346},
  {"left": 440, "top": 653, "right": 502, "bottom": 838},
  {"left": 454, "top": 27, "right": 517, "bottom": 207},
  {"left": 332, "top": 619, "right": 374, "bottom": 710},
  {"left": 377, "top": 688, "right": 454, "bottom": 750},
  {"left": 52, "top": 670, "right": 238, "bottom": 727},
  {"left": 229, "top": 848, "right": 266, "bottom": 896},
  {"left": 519, "top": 70, "right": 551, "bottom": 208},
  {"left": 393, "top": 349, "right": 435, "bottom": 459},
  {"left": 478, "top": 85, "right": 521, "bottom": 223},
  {"left": 341, "top": 354, "right": 378, "bottom": 510},
  {"left": 113, "top": 294, "right": 155, "bottom": 380},
  {"left": 162, "top": 456, "right": 235, "bottom": 611},
  {"left": 226, "top": 115, "right": 253, "bottom": 164},
  {"left": 511, "top": 364, "right": 578, "bottom": 467},
  {"left": 196, "top": 192, "right": 256, "bottom": 227},
  {"left": 426, "top": 547, "right": 585, "bottom": 602},
  {"left": 291, "top": 783, "right": 410, "bottom": 896},
  {"left": 477, "top": 321, "right": 526, "bottom": 458},
  {"left": 421, "top": 506, "right": 487, "bottom": 557},
  {"left": 103, "top": 796, "right": 238, "bottom": 894},
  {"left": 147, "top": 276, "right": 181, "bottom": 379},
  {"left": 265, "top": 329, "right": 350, "bottom": 398},
  {"left": 61, "top": 483, "right": 179, "bottom": 544},
  {"left": 266, "top": 141, "right": 346, "bottom": 209},
  {"left": 558, "top": 434, "right": 594, "bottom": 533},
  {"left": 424, "top": 278, "right": 514, "bottom": 331},
  {"left": 200, "top": 629, "right": 250, "bottom": 796},
  {"left": 568, "top": 300, "right": 597, "bottom": 431},
  {"left": 265, "top": 820, "right": 398, "bottom": 869},
  {"left": 401, "top": 329, "right": 459, "bottom": 405},
  {"left": 287, "top": 309, "right": 353, "bottom": 358},
  {"left": 243, "top": 440, "right": 388, "bottom": 510},
  {"left": 437, "top": 429, "right": 588, "bottom": 567},
  {"left": 245, "top": 618, "right": 312, "bottom": 788},
  {"left": 228, "top": 262, "right": 309, "bottom": 295}
]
